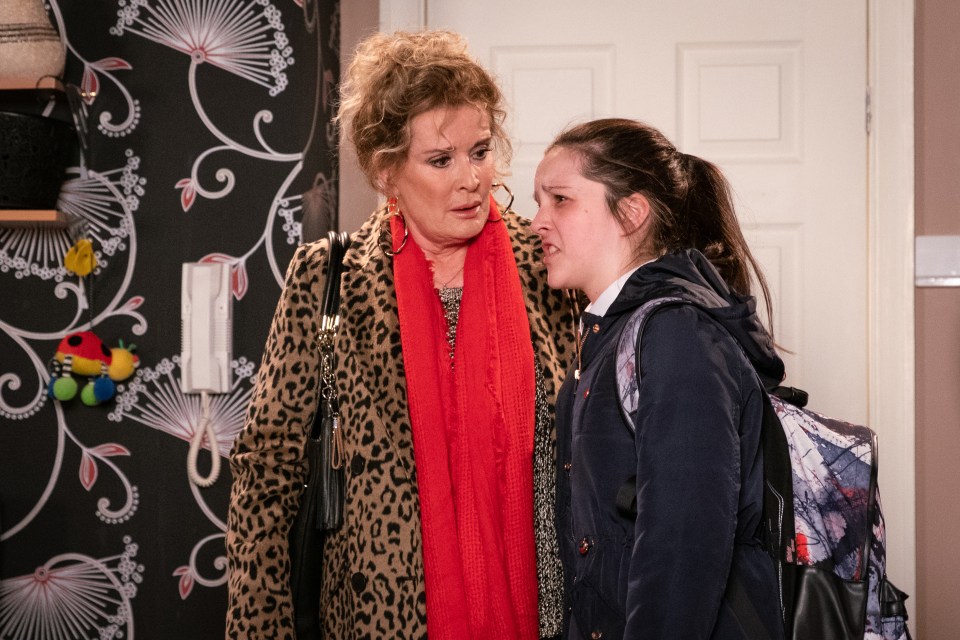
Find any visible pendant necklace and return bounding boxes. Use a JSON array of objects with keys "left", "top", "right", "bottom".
[{"left": 436, "top": 263, "right": 465, "bottom": 289}]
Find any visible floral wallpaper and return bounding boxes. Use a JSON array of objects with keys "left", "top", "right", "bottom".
[{"left": 0, "top": 1, "right": 339, "bottom": 638}]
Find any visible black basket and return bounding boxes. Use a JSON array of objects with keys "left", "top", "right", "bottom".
[{"left": 0, "top": 110, "right": 75, "bottom": 210}]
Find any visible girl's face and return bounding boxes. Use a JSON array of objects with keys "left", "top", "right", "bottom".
[
  {"left": 533, "top": 147, "right": 641, "bottom": 302},
  {"left": 383, "top": 105, "right": 495, "bottom": 255}
]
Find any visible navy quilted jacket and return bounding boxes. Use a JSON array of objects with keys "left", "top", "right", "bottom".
[{"left": 555, "top": 249, "right": 785, "bottom": 640}]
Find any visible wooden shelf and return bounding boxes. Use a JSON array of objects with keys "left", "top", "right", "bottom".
[
  {"left": 0, "top": 209, "right": 68, "bottom": 228},
  {"left": 0, "top": 77, "right": 62, "bottom": 91}
]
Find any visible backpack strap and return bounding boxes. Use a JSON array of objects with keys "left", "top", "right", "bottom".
[
  {"left": 613, "top": 296, "right": 788, "bottom": 637},
  {"left": 760, "top": 395, "right": 795, "bottom": 628},
  {"left": 612, "top": 296, "right": 687, "bottom": 519},
  {"left": 615, "top": 296, "right": 689, "bottom": 430},
  {"left": 770, "top": 385, "right": 809, "bottom": 408},
  {"left": 613, "top": 297, "right": 796, "bottom": 555}
]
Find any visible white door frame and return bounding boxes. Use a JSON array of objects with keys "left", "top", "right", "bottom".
[
  {"left": 381, "top": 0, "right": 918, "bottom": 620},
  {"left": 867, "top": 0, "right": 916, "bottom": 621}
]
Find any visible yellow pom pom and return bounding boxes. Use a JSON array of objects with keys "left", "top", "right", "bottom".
[{"left": 64, "top": 238, "right": 98, "bottom": 277}]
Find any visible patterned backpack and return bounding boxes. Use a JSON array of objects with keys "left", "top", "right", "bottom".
[{"left": 614, "top": 297, "right": 912, "bottom": 640}]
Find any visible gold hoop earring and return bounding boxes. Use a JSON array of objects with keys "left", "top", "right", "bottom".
[
  {"left": 491, "top": 182, "right": 514, "bottom": 220},
  {"left": 378, "top": 197, "right": 408, "bottom": 256}
]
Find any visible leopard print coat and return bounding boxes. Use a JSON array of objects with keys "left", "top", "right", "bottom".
[{"left": 226, "top": 206, "right": 577, "bottom": 639}]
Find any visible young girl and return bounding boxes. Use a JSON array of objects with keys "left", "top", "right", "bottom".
[{"left": 533, "top": 118, "right": 785, "bottom": 640}]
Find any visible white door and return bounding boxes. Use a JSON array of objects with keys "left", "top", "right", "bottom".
[
  {"left": 426, "top": 0, "right": 868, "bottom": 424},
  {"left": 379, "top": 0, "right": 915, "bottom": 621}
]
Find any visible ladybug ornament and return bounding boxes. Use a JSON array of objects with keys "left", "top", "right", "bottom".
[{"left": 48, "top": 331, "right": 140, "bottom": 405}]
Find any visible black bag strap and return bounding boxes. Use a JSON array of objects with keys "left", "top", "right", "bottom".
[
  {"left": 290, "top": 231, "right": 351, "bottom": 640},
  {"left": 310, "top": 230, "right": 350, "bottom": 439},
  {"left": 320, "top": 230, "right": 349, "bottom": 321}
]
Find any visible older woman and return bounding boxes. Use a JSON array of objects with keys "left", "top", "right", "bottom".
[{"left": 225, "top": 30, "right": 576, "bottom": 640}]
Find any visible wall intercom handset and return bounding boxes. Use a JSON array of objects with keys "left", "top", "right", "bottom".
[{"left": 180, "top": 262, "right": 233, "bottom": 487}]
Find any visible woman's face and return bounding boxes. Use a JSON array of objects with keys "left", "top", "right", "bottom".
[
  {"left": 533, "top": 146, "right": 639, "bottom": 302},
  {"left": 384, "top": 105, "right": 496, "bottom": 254}
]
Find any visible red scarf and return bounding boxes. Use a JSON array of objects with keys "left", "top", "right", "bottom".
[{"left": 392, "top": 199, "right": 538, "bottom": 639}]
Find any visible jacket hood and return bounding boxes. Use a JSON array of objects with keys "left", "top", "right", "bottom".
[{"left": 608, "top": 249, "right": 785, "bottom": 388}]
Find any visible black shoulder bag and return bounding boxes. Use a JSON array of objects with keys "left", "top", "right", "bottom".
[{"left": 289, "top": 230, "right": 350, "bottom": 640}]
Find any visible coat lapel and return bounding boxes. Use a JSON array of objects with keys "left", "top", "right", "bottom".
[{"left": 339, "top": 208, "right": 418, "bottom": 483}]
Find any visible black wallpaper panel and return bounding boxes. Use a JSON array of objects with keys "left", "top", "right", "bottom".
[{"left": 0, "top": 1, "right": 339, "bottom": 638}]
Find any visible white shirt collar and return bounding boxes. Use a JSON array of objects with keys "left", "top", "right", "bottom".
[{"left": 584, "top": 265, "right": 644, "bottom": 318}]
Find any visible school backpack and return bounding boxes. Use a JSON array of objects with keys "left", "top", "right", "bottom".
[{"left": 613, "top": 297, "right": 912, "bottom": 640}]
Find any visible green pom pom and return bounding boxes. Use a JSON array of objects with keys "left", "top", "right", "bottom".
[
  {"left": 80, "top": 382, "right": 100, "bottom": 406},
  {"left": 53, "top": 377, "right": 78, "bottom": 401}
]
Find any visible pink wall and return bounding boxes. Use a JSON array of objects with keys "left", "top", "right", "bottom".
[{"left": 915, "top": 0, "right": 960, "bottom": 637}]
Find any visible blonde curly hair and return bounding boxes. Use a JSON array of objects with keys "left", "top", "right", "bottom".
[{"left": 337, "top": 30, "right": 511, "bottom": 192}]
